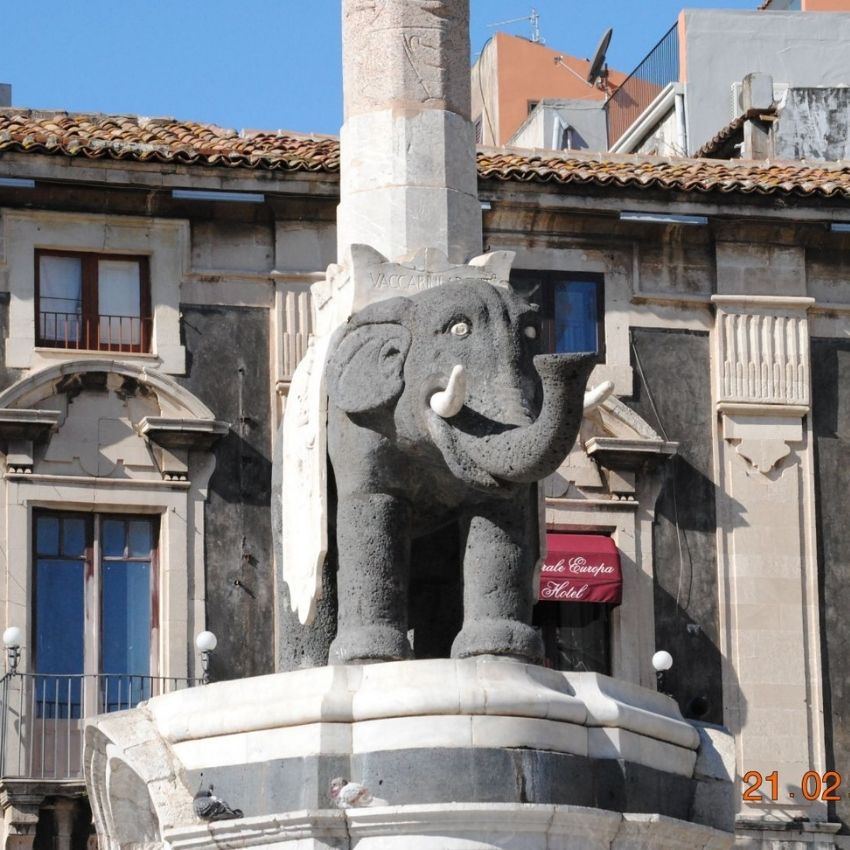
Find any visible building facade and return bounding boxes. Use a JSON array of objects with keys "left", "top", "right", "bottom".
[{"left": 0, "top": 109, "right": 849, "bottom": 848}]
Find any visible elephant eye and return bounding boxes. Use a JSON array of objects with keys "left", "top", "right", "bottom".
[
  {"left": 449, "top": 321, "right": 471, "bottom": 337},
  {"left": 523, "top": 325, "right": 538, "bottom": 340}
]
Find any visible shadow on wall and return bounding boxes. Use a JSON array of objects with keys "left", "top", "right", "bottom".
[
  {"left": 652, "top": 454, "right": 747, "bottom": 728},
  {"left": 210, "top": 430, "right": 272, "bottom": 506},
  {"left": 627, "top": 329, "right": 746, "bottom": 730}
]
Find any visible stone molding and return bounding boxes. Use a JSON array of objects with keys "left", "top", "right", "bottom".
[
  {"left": 0, "top": 359, "right": 215, "bottom": 419},
  {"left": 712, "top": 295, "right": 813, "bottom": 408},
  {"left": 141, "top": 659, "right": 698, "bottom": 755},
  {"left": 161, "top": 804, "right": 734, "bottom": 850},
  {"left": 584, "top": 436, "right": 678, "bottom": 471}
]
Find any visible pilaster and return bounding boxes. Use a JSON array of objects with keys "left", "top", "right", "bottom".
[{"left": 711, "top": 295, "right": 826, "bottom": 823}]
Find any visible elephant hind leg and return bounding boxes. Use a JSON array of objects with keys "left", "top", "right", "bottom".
[{"left": 328, "top": 493, "right": 413, "bottom": 665}]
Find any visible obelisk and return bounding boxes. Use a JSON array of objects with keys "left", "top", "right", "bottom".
[{"left": 336, "top": 0, "right": 482, "bottom": 264}]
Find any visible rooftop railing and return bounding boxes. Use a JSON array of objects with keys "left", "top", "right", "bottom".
[
  {"left": 605, "top": 23, "right": 680, "bottom": 149},
  {"left": 0, "top": 672, "right": 194, "bottom": 780}
]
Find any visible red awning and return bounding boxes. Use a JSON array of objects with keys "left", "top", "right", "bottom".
[{"left": 538, "top": 533, "right": 622, "bottom": 604}]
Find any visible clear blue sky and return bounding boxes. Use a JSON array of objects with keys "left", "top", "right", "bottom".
[{"left": 3, "top": 0, "right": 755, "bottom": 135}]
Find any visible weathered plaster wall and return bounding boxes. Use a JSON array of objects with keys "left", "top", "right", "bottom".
[
  {"left": 775, "top": 87, "right": 850, "bottom": 161},
  {"left": 627, "top": 329, "right": 722, "bottom": 724},
  {"left": 637, "top": 228, "right": 715, "bottom": 296},
  {"left": 682, "top": 9, "right": 850, "bottom": 153},
  {"left": 178, "top": 305, "right": 274, "bottom": 679},
  {"left": 191, "top": 220, "right": 275, "bottom": 272},
  {"left": 811, "top": 338, "right": 850, "bottom": 833}
]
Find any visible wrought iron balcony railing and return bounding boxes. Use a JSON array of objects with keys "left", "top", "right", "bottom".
[
  {"left": 0, "top": 672, "right": 194, "bottom": 781},
  {"left": 605, "top": 23, "right": 680, "bottom": 149},
  {"left": 37, "top": 311, "right": 152, "bottom": 353}
]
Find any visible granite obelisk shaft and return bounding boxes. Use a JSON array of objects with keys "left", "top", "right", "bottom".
[{"left": 337, "top": 0, "right": 482, "bottom": 264}]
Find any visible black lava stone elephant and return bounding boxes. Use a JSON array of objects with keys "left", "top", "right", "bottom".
[{"left": 323, "top": 277, "right": 594, "bottom": 665}]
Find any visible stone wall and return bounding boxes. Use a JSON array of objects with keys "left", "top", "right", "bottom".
[
  {"left": 811, "top": 338, "right": 850, "bottom": 833},
  {"left": 0, "top": 294, "right": 23, "bottom": 393},
  {"left": 178, "top": 305, "right": 275, "bottom": 679}
]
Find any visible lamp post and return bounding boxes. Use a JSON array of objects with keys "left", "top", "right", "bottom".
[
  {"left": 195, "top": 631, "right": 217, "bottom": 685},
  {"left": 2, "top": 627, "right": 21, "bottom": 675},
  {"left": 652, "top": 649, "right": 673, "bottom": 696}
]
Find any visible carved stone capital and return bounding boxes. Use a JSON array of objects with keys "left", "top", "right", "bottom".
[{"left": 712, "top": 295, "right": 812, "bottom": 408}]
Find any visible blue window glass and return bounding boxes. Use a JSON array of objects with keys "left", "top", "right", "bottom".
[
  {"left": 102, "top": 519, "right": 125, "bottom": 558},
  {"left": 34, "top": 513, "right": 87, "bottom": 718},
  {"left": 100, "top": 517, "right": 153, "bottom": 711},
  {"left": 552, "top": 280, "right": 599, "bottom": 354}
]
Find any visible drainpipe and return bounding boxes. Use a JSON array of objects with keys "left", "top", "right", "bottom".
[
  {"left": 551, "top": 113, "right": 565, "bottom": 150},
  {"left": 674, "top": 86, "right": 688, "bottom": 156}
]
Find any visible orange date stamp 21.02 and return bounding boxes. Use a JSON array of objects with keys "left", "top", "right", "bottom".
[{"left": 742, "top": 771, "right": 842, "bottom": 802}]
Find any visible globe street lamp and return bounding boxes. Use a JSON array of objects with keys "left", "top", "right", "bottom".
[
  {"left": 2, "top": 626, "right": 22, "bottom": 675},
  {"left": 195, "top": 631, "right": 217, "bottom": 685}
]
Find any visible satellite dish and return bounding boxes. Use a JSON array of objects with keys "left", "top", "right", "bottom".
[{"left": 587, "top": 27, "right": 613, "bottom": 87}]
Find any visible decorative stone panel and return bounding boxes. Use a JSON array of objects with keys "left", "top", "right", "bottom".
[
  {"left": 278, "top": 286, "right": 313, "bottom": 385},
  {"left": 712, "top": 295, "right": 813, "bottom": 407}
]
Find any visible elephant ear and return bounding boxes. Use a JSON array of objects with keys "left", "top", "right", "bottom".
[{"left": 326, "top": 301, "right": 412, "bottom": 414}]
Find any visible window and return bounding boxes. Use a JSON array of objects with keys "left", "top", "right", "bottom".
[
  {"left": 511, "top": 270, "right": 604, "bottom": 358},
  {"left": 33, "top": 511, "right": 158, "bottom": 715},
  {"left": 533, "top": 602, "right": 612, "bottom": 674},
  {"left": 35, "top": 250, "right": 151, "bottom": 352}
]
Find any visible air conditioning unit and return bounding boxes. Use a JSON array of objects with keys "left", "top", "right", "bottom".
[{"left": 730, "top": 81, "right": 789, "bottom": 118}]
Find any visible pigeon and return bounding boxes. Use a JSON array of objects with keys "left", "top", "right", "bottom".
[
  {"left": 328, "top": 777, "right": 388, "bottom": 809},
  {"left": 193, "top": 784, "right": 244, "bottom": 821}
]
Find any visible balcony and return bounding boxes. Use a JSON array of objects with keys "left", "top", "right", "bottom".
[
  {"left": 0, "top": 672, "right": 193, "bottom": 781},
  {"left": 37, "top": 312, "right": 153, "bottom": 354},
  {"left": 605, "top": 23, "right": 680, "bottom": 149}
]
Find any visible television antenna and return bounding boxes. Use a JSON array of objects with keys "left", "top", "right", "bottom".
[
  {"left": 586, "top": 27, "right": 613, "bottom": 93},
  {"left": 486, "top": 7, "right": 543, "bottom": 44}
]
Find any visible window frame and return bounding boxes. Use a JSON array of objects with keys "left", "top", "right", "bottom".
[
  {"left": 34, "top": 249, "right": 152, "bottom": 353},
  {"left": 31, "top": 509, "right": 160, "bottom": 714},
  {"left": 511, "top": 269, "right": 606, "bottom": 361}
]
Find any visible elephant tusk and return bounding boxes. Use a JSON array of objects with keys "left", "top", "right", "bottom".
[
  {"left": 583, "top": 380, "right": 615, "bottom": 412},
  {"left": 429, "top": 364, "right": 467, "bottom": 418}
]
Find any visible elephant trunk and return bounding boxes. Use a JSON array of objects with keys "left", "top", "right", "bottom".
[{"left": 450, "top": 354, "right": 595, "bottom": 484}]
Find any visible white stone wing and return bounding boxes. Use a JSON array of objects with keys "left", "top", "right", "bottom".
[{"left": 281, "top": 334, "right": 330, "bottom": 625}]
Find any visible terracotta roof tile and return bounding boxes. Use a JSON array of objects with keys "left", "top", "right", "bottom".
[
  {"left": 476, "top": 147, "right": 850, "bottom": 200},
  {"left": 692, "top": 107, "right": 778, "bottom": 160},
  {"left": 0, "top": 109, "right": 340, "bottom": 173},
  {"left": 2, "top": 109, "right": 850, "bottom": 201}
]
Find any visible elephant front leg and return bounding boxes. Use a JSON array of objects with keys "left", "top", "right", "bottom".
[
  {"left": 328, "top": 493, "right": 413, "bottom": 664},
  {"left": 451, "top": 492, "right": 543, "bottom": 663}
]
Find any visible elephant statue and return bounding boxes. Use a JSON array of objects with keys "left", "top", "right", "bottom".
[{"left": 319, "top": 276, "right": 595, "bottom": 665}]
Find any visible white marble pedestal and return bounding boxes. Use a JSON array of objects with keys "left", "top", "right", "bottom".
[{"left": 84, "top": 657, "right": 734, "bottom": 849}]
